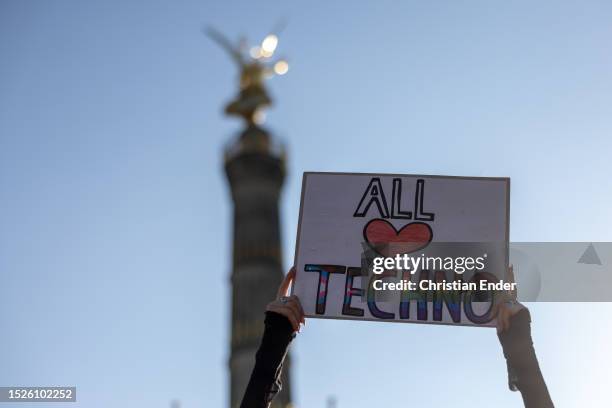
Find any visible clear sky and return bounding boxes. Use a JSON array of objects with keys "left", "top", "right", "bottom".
[{"left": 1, "top": 1, "right": 611, "bottom": 407}]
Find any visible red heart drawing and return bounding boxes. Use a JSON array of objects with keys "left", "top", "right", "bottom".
[{"left": 363, "top": 219, "right": 433, "bottom": 257}]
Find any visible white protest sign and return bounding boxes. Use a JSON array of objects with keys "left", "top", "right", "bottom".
[{"left": 292, "top": 172, "right": 510, "bottom": 327}]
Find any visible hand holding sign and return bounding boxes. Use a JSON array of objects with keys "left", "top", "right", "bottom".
[
  {"left": 243, "top": 175, "right": 553, "bottom": 407},
  {"left": 266, "top": 267, "right": 305, "bottom": 332},
  {"left": 494, "top": 265, "right": 526, "bottom": 333}
]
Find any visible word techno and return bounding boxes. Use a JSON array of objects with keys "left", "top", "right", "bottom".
[{"left": 305, "top": 264, "right": 498, "bottom": 325}]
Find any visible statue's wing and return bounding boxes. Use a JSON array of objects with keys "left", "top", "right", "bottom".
[{"left": 204, "top": 26, "right": 244, "bottom": 66}]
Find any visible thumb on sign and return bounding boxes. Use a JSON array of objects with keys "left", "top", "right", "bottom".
[
  {"left": 277, "top": 266, "right": 296, "bottom": 298},
  {"left": 266, "top": 267, "right": 305, "bottom": 332}
]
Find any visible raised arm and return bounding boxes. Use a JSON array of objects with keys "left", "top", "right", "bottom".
[
  {"left": 496, "top": 266, "right": 554, "bottom": 407},
  {"left": 240, "top": 268, "right": 305, "bottom": 408}
]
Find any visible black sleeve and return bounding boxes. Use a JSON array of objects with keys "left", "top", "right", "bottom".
[
  {"left": 498, "top": 308, "right": 554, "bottom": 408},
  {"left": 240, "top": 311, "right": 295, "bottom": 408}
]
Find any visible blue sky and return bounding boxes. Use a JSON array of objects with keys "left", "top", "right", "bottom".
[{"left": 1, "top": 1, "right": 611, "bottom": 407}]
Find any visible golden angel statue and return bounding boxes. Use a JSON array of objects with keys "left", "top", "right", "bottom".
[{"left": 207, "top": 27, "right": 289, "bottom": 126}]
